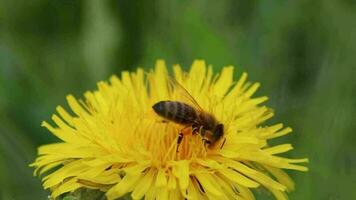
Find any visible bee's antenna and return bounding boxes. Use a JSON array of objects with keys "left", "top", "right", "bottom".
[{"left": 220, "top": 137, "right": 226, "bottom": 149}]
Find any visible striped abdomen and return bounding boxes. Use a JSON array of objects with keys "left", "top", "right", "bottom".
[{"left": 152, "top": 101, "right": 198, "bottom": 125}]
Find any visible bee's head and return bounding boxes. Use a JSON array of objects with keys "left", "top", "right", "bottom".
[{"left": 212, "top": 124, "right": 224, "bottom": 141}]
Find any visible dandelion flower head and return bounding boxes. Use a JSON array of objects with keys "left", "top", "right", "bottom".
[{"left": 31, "top": 60, "right": 308, "bottom": 200}]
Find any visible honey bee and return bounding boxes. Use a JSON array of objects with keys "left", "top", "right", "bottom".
[{"left": 152, "top": 79, "right": 225, "bottom": 151}]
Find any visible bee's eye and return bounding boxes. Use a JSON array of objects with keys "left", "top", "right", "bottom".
[{"left": 213, "top": 124, "right": 224, "bottom": 138}]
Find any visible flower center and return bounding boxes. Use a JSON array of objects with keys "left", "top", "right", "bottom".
[{"left": 143, "top": 121, "right": 209, "bottom": 164}]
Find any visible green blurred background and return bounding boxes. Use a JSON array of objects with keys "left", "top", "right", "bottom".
[{"left": 0, "top": 0, "right": 355, "bottom": 199}]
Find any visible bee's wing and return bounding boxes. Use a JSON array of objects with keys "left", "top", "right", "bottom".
[{"left": 168, "top": 77, "right": 204, "bottom": 112}]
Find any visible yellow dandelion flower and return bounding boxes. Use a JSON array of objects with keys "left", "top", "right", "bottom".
[{"left": 31, "top": 60, "right": 308, "bottom": 200}]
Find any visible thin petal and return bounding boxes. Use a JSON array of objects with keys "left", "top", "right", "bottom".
[
  {"left": 213, "top": 66, "right": 234, "bottom": 97},
  {"left": 264, "top": 166, "right": 295, "bottom": 192},
  {"left": 263, "top": 144, "right": 293, "bottom": 155},
  {"left": 172, "top": 161, "right": 190, "bottom": 192},
  {"left": 131, "top": 170, "right": 155, "bottom": 200},
  {"left": 51, "top": 178, "right": 81, "bottom": 199},
  {"left": 155, "top": 169, "right": 167, "bottom": 187},
  {"left": 194, "top": 173, "right": 223, "bottom": 197},
  {"left": 106, "top": 174, "right": 142, "bottom": 200},
  {"left": 218, "top": 168, "right": 259, "bottom": 188}
]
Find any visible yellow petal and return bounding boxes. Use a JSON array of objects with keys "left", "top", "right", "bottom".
[
  {"left": 51, "top": 178, "right": 81, "bottom": 199},
  {"left": 124, "top": 162, "right": 150, "bottom": 175},
  {"left": 213, "top": 66, "right": 234, "bottom": 97},
  {"left": 189, "top": 60, "right": 206, "bottom": 95},
  {"left": 155, "top": 169, "right": 167, "bottom": 187},
  {"left": 43, "top": 160, "right": 87, "bottom": 189},
  {"left": 218, "top": 168, "right": 259, "bottom": 188},
  {"left": 264, "top": 166, "right": 295, "bottom": 192},
  {"left": 172, "top": 160, "right": 190, "bottom": 197},
  {"left": 244, "top": 82, "right": 260, "bottom": 98},
  {"left": 196, "top": 159, "right": 223, "bottom": 170},
  {"left": 217, "top": 158, "right": 287, "bottom": 191},
  {"left": 168, "top": 188, "right": 181, "bottom": 200},
  {"left": 56, "top": 106, "right": 75, "bottom": 126},
  {"left": 186, "top": 179, "right": 202, "bottom": 200},
  {"left": 155, "top": 186, "right": 169, "bottom": 200},
  {"left": 213, "top": 174, "right": 241, "bottom": 200},
  {"left": 268, "top": 127, "right": 293, "bottom": 139},
  {"left": 194, "top": 173, "right": 223, "bottom": 197},
  {"left": 167, "top": 173, "right": 177, "bottom": 190},
  {"left": 41, "top": 121, "right": 78, "bottom": 143},
  {"left": 66, "top": 95, "right": 89, "bottom": 117},
  {"left": 234, "top": 184, "right": 255, "bottom": 200},
  {"left": 106, "top": 174, "right": 142, "bottom": 200},
  {"left": 131, "top": 170, "right": 155, "bottom": 200},
  {"left": 263, "top": 144, "right": 293, "bottom": 155},
  {"left": 269, "top": 188, "right": 289, "bottom": 200}
]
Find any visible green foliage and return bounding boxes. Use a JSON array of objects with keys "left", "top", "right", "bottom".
[{"left": 0, "top": 0, "right": 355, "bottom": 199}]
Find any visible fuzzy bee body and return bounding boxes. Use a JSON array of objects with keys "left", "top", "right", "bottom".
[
  {"left": 152, "top": 100, "right": 224, "bottom": 149},
  {"left": 152, "top": 101, "right": 198, "bottom": 125}
]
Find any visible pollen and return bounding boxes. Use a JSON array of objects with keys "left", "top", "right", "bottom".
[{"left": 31, "top": 60, "right": 308, "bottom": 200}]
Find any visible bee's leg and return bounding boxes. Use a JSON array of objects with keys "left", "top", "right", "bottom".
[
  {"left": 202, "top": 139, "right": 211, "bottom": 151},
  {"left": 199, "top": 126, "right": 205, "bottom": 136},
  {"left": 176, "top": 133, "right": 184, "bottom": 153},
  {"left": 176, "top": 126, "right": 192, "bottom": 152},
  {"left": 191, "top": 124, "right": 200, "bottom": 135},
  {"left": 220, "top": 138, "right": 226, "bottom": 149}
]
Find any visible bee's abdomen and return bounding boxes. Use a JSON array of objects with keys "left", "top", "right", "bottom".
[{"left": 152, "top": 101, "right": 197, "bottom": 125}]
